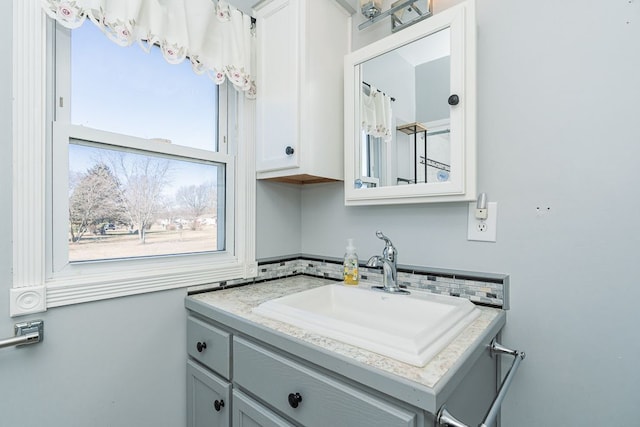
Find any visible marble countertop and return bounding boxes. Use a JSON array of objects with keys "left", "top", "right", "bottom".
[{"left": 189, "top": 275, "right": 504, "bottom": 390}]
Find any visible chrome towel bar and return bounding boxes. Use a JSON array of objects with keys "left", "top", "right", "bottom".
[
  {"left": 437, "top": 340, "right": 526, "bottom": 427},
  {"left": 0, "top": 320, "right": 44, "bottom": 350}
]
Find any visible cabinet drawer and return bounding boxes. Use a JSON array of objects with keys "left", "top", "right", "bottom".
[
  {"left": 233, "top": 337, "right": 417, "bottom": 427},
  {"left": 187, "top": 360, "right": 231, "bottom": 427},
  {"left": 233, "top": 389, "right": 295, "bottom": 427},
  {"left": 187, "top": 316, "right": 231, "bottom": 379}
]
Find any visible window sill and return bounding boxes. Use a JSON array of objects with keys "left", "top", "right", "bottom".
[{"left": 11, "top": 259, "right": 258, "bottom": 316}]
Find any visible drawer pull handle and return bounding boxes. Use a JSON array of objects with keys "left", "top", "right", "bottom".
[
  {"left": 214, "top": 399, "right": 225, "bottom": 412},
  {"left": 287, "top": 392, "right": 302, "bottom": 409},
  {"left": 196, "top": 341, "right": 207, "bottom": 353}
]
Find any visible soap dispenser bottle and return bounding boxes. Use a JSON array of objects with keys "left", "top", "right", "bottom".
[{"left": 343, "top": 238, "right": 359, "bottom": 285}]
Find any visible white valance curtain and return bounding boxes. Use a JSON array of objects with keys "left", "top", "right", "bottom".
[{"left": 42, "top": 0, "right": 256, "bottom": 98}]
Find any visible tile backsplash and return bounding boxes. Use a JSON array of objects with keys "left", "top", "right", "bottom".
[{"left": 189, "top": 254, "right": 509, "bottom": 309}]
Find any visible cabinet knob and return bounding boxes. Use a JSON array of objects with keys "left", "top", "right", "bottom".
[
  {"left": 285, "top": 146, "right": 295, "bottom": 156},
  {"left": 214, "top": 399, "right": 225, "bottom": 412},
  {"left": 448, "top": 94, "right": 460, "bottom": 106},
  {"left": 196, "top": 341, "right": 207, "bottom": 353},
  {"left": 287, "top": 392, "right": 303, "bottom": 409}
]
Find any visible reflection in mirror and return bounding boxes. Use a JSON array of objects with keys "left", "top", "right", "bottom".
[{"left": 359, "top": 27, "right": 451, "bottom": 188}]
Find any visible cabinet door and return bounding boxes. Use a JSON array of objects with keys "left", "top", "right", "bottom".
[
  {"left": 233, "top": 390, "right": 295, "bottom": 427},
  {"left": 255, "top": 0, "right": 300, "bottom": 173},
  {"left": 187, "top": 360, "right": 231, "bottom": 427}
]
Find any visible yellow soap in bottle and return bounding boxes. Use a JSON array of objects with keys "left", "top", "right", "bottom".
[{"left": 343, "top": 238, "right": 359, "bottom": 285}]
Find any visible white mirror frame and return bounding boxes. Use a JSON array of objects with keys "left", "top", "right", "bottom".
[{"left": 344, "top": 0, "right": 476, "bottom": 206}]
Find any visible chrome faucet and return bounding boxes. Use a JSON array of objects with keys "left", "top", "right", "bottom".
[{"left": 366, "top": 231, "right": 410, "bottom": 295}]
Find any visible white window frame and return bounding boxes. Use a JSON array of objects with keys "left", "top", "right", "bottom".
[{"left": 10, "top": 1, "right": 257, "bottom": 317}]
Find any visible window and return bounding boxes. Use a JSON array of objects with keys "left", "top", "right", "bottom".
[
  {"left": 63, "top": 141, "right": 225, "bottom": 263},
  {"left": 54, "top": 22, "right": 228, "bottom": 265},
  {"left": 68, "top": 23, "right": 219, "bottom": 151},
  {"left": 10, "top": 2, "right": 256, "bottom": 316}
]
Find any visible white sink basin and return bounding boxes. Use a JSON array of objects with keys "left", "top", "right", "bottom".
[{"left": 252, "top": 284, "right": 481, "bottom": 367}]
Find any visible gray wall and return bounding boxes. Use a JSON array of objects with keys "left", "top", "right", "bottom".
[
  {"left": 296, "top": 0, "right": 640, "bottom": 424},
  {"left": 416, "top": 56, "right": 451, "bottom": 123},
  {"left": 256, "top": 181, "right": 302, "bottom": 258}
]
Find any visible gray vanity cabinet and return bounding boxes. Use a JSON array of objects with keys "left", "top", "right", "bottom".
[
  {"left": 187, "top": 315, "right": 422, "bottom": 427},
  {"left": 186, "top": 285, "right": 506, "bottom": 427}
]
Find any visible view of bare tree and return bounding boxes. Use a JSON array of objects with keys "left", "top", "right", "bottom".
[
  {"left": 107, "top": 153, "right": 171, "bottom": 244},
  {"left": 176, "top": 182, "right": 216, "bottom": 230}
]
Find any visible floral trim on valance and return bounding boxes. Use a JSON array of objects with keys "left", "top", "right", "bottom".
[{"left": 42, "top": 0, "right": 256, "bottom": 98}]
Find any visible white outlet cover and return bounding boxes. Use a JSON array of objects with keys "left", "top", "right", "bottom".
[{"left": 468, "top": 202, "right": 497, "bottom": 242}]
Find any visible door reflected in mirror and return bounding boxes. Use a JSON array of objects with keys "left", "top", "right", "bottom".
[{"left": 359, "top": 28, "right": 451, "bottom": 188}]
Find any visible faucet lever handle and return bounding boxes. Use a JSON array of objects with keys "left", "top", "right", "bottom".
[
  {"left": 375, "top": 230, "right": 393, "bottom": 247},
  {"left": 375, "top": 231, "right": 397, "bottom": 262}
]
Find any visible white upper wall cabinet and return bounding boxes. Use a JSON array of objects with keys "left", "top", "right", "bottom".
[
  {"left": 254, "top": 0, "right": 350, "bottom": 184},
  {"left": 344, "top": 0, "right": 476, "bottom": 205}
]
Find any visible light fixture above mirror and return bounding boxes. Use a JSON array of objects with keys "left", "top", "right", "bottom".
[
  {"left": 360, "top": 0, "right": 382, "bottom": 19},
  {"left": 359, "top": 0, "right": 433, "bottom": 33}
]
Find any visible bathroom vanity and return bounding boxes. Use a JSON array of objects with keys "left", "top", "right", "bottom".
[{"left": 185, "top": 276, "right": 507, "bottom": 427}]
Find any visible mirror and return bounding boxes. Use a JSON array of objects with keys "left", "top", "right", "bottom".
[
  {"left": 360, "top": 28, "right": 451, "bottom": 188},
  {"left": 344, "top": 0, "right": 476, "bottom": 205}
]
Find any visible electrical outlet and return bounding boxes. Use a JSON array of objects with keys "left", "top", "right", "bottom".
[{"left": 468, "top": 202, "right": 497, "bottom": 242}]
